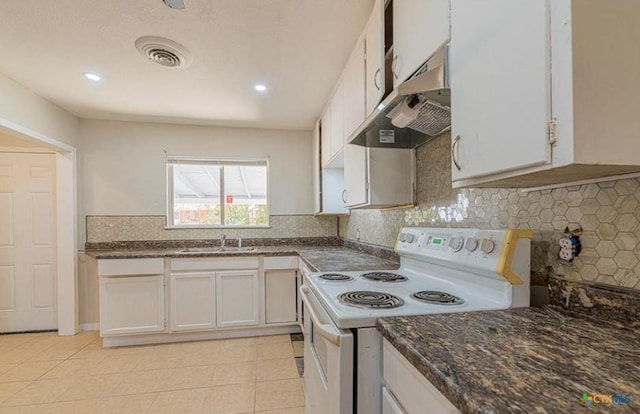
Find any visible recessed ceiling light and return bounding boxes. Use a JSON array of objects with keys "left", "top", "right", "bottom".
[
  {"left": 83, "top": 72, "right": 101, "bottom": 81},
  {"left": 254, "top": 84, "right": 267, "bottom": 92}
]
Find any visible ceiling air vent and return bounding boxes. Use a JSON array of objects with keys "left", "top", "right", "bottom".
[{"left": 135, "top": 36, "right": 192, "bottom": 68}]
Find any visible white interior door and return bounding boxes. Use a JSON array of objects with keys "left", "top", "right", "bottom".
[{"left": 0, "top": 152, "right": 57, "bottom": 332}]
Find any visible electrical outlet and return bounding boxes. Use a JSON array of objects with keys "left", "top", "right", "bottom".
[{"left": 558, "top": 225, "right": 583, "bottom": 262}]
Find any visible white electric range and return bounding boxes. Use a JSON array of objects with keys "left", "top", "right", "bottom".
[{"left": 300, "top": 227, "right": 532, "bottom": 414}]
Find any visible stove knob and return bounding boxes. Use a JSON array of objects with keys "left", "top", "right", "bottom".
[
  {"left": 479, "top": 238, "right": 496, "bottom": 254},
  {"left": 465, "top": 238, "right": 479, "bottom": 252},
  {"left": 405, "top": 234, "right": 415, "bottom": 243},
  {"left": 399, "top": 234, "right": 407, "bottom": 242},
  {"left": 448, "top": 236, "right": 464, "bottom": 252}
]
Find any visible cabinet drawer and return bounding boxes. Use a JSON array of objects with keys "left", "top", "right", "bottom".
[
  {"left": 263, "top": 256, "right": 298, "bottom": 270},
  {"left": 171, "top": 257, "right": 259, "bottom": 271},
  {"left": 383, "top": 339, "right": 460, "bottom": 414},
  {"left": 98, "top": 258, "right": 164, "bottom": 276}
]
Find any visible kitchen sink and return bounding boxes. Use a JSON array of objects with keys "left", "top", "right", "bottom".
[
  {"left": 219, "top": 246, "right": 257, "bottom": 252},
  {"left": 180, "top": 246, "right": 257, "bottom": 253}
]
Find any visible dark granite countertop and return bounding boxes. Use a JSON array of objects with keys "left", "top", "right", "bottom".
[
  {"left": 378, "top": 307, "right": 640, "bottom": 414},
  {"left": 85, "top": 245, "right": 400, "bottom": 273}
]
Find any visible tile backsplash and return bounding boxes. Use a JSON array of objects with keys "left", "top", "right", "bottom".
[
  {"left": 339, "top": 132, "right": 640, "bottom": 290},
  {"left": 86, "top": 215, "right": 338, "bottom": 244}
]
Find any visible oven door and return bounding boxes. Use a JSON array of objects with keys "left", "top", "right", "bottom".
[{"left": 300, "top": 285, "right": 354, "bottom": 414}]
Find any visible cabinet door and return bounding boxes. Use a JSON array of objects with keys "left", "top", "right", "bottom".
[
  {"left": 216, "top": 270, "right": 260, "bottom": 327},
  {"left": 365, "top": 0, "right": 385, "bottom": 116},
  {"left": 450, "top": 0, "right": 551, "bottom": 182},
  {"left": 343, "top": 40, "right": 366, "bottom": 140},
  {"left": 265, "top": 270, "right": 297, "bottom": 324},
  {"left": 368, "top": 148, "right": 415, "bottom": 207},
  {"left": 382, "top": 387, "right": 407, "bottom": 414},
  {"left": 321, "top": 167, "right": 348, "bottom": 214},
  {"left": 393, "top": 0, "right": 450, "bottom": 87},
  {"left": 320, "top": 107, "right": 332, "bottom": 168},
  {"left": 169, "top": 272, "right": 216, "bottom": 332},
  {"left": 344, "top": 144, "right": 368, "bottom": 207},
  {"left": 312, "top": 121, "right": 322, "bottom": 214},
  {"left": 330, "top": 80, "right": 345, "bottom": 159},
  {"left": 99, "top": 275, "right": 166, "bottom": 336}
]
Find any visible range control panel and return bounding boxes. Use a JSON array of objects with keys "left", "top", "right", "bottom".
[{"left": 396, "top": 227, "right": 508, "bottom": 274}]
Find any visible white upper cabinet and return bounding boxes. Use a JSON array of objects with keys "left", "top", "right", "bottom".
[
  {"left": 344, "top": 147, "right": 415, "bottom": 209},
  {"left": 343, "top": 40, "right": 366, "bottom": 141},
  {"left": 316, "top": 117, "right": 348, "bottom": 215},
  {"left": 320, "top": 107, "right": 332, "bottom": 168},
  {"left": 450, "top": 0, "right": 640, "bottom": 188},
  {"left": 344, "top": 144, "right": 368, "bottom": 207},
  {"left": 330, "top": 80, "right": 345, "bottom": 160},
  {"left": 392, "top": 0, "right": 450, "bottom": 87},
  {"left": 365, "top": 0, "right": 385, "bottom": 116},
  {"left": 312, "top": 122, "right": 321, "bottom": 214},
  {"left": 450, "top": 0, "right": 551, "bottom": 182}
]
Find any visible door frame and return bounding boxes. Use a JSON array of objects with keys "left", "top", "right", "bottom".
[{"left": 0, "top": 118, "right": 78, "bottom": 336}]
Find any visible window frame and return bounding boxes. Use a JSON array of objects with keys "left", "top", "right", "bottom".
[{"left": 166, "top": 155, "right": 270, "bottom": 228}]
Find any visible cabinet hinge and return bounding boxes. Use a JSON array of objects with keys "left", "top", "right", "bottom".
[{"left": 548, "top": 118, "right": 558, "bottom": 145}]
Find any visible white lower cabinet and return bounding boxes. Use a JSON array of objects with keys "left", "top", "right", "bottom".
[
  {"left": 98, "top": 256, "right": 300, "bottom": 343},
  {"left": 265, "top": 270, "right": 297, "bottom": 324},
  {"left": 98, "top": 258, "right": 167, "bottom": 337},
  {"left": 383, "top": 339, "right": 460, "bottom": 414},
  {"left": 216, "top": 270, "right": 260, "bottom": 327},
  {"left": 169, "top": 272, "right": 216, "bottom": 332},
  {"left": 99, "top": 275, "right": 166, "bottom": 336}
]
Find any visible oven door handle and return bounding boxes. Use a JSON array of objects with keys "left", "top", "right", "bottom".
[{"left": 300, "top": 286, "right": 341, "bottom": 346}]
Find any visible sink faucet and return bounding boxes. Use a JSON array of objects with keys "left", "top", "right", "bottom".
[{"left": 220, "top": 234, "right": 227, "bottom": 248}]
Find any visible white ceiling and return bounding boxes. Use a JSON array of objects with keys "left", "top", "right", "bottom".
[{"left": 0, "top": 0, "right": 374, "bottom": 130}]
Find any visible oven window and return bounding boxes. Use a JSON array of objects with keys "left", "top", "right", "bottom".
[{"left": 311, "top": 321, "right": 329, "bottom": 382}]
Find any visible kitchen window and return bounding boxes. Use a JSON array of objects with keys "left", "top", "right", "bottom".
[{"left": 167, "top": 157, "right": 269, "bottom": 227}]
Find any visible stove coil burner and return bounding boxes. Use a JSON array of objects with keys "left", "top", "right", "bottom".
[
  {"left": 319, "top": 273, "right": 353, "bottom": 281},
  {"left": 338, "top": 291, "right": 405, "bottom": 309},
  {"left": 361, "top": 272, "right": 408, "bottom": 282},
  {"left": 411, "top": 291, "right": 464, "bottom": 305}
]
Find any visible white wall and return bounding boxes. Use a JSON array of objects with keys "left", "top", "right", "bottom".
[
  {"left": 0, "top": 72, "right": 79, "bottom": 147},
  {"left": 79, "top": 119, "right": 314, "bottom": 240}
]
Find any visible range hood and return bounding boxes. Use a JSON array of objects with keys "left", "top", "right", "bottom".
[{"left": 348, "top": 45, "right": 450, "bottom": 148}]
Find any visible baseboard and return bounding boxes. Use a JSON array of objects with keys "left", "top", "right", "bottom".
[
  {"left": 102, "top": 324, "right": 301, "bottom": 347},
  {"left": 80, "top": 323, "right": 100, "bottom": 331}
]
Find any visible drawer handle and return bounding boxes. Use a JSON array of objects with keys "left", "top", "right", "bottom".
[
  {"left": 374, "top": 68, "right": 381, "bottom": 91},
  {"left": 391, "top": 55, "right": 399, "bottom": 79},
  {"left": 452, "top": 135, "right": 461, "bottom": 171}
]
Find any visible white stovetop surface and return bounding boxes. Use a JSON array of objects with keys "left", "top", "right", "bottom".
[{"left": 305, "top": 264, "right": 513, "bottom": 329}]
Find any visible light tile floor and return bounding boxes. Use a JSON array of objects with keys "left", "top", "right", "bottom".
[{"left": 0, "top": 331, "right": 304, "bottom": 413}]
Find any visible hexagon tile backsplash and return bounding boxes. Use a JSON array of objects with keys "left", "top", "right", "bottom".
[
  {"left": 86, "top": 215, "right": 338, "bottom": 244},
  {"left": 339, "top": 133, "right": 640, "bottom": 290}
]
